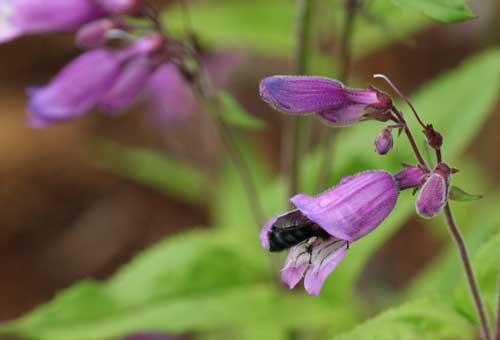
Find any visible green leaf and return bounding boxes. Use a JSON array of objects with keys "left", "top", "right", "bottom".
[
  {"left": 164, "top": 0, "right": 430, "bottom": 60},
  {"left": 454, "top": 231, "right": 500, "bottom": 325},
  {"left": 449, "top": 185, "right": 483, "bottom": 201},
  {"left": 93, "top": 141, "right": 209, "bottom": 204},
  {"left": 212, "top": 91, "right": 266, "bottom": 130},
  {"left": 332, "top": 299, "right": 474, "bottom": 340},
  {"left": 0, "top": 230, "right": 359, "bottom": 340},
  {"left": 390, "top": 0, "right": 475, "bottom": 23}
]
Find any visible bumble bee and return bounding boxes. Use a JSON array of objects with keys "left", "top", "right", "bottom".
[{"left": 268, "top": 210, "right": 329, "bottom": 252}]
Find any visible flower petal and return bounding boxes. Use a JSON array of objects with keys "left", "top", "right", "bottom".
[
  {"left": 290, "top": 171, "right": 398, "bottom": 241},
  {"left": 303, "top": 238, "right": 348, "bottom": 296},
  {"left": 281, "top": 241, "right": 312, "bottom": 289},
  {"left": 1, "top": 0, "right": 102, "bottom": 43},
  {"left": 27, "top": 49, "right": 121, "bottom": 125},
  {"left": 318, "top": 103, "right": 368, "bottom": 127},
  {"left": 260, "top": 215, "right": 278, "bottom": 250},
  {"left": 100, "top": 55, "right": 154, "bottom": 113},
  {"left": 259, "top": 76, "right": 345, "bottom": 114}
]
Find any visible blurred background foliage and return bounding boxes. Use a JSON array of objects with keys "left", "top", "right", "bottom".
[{"left": 0, "top": 0, "right": 499, "bottom": 339}]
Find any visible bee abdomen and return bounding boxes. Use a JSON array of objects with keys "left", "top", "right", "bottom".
[{"left": 269, "top": 224, "right": 328, "bottom": 252}]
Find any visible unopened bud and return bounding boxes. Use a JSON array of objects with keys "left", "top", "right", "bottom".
[
  {"left": 416, "top": 163, "right": 451, "bottom": 218},
  {"left": 76, "top": 19, "right": 123, "bottom": 49},
  {"left": 95, "top": 0, "right": 141, "bottom": 15},
  {"left": 395, "top": 165, "right": 429, "bottom": 190},
  {"left": 375, "top": 128, "right": 393, "bottom": 155},
  {"left": 424, "top": 124, "right": 443, "bottom": 150}
]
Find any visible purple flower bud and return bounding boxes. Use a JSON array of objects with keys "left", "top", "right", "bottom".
[
  {"left": 416, "top": 163, "right": 451, "bottom": 218},
  {"left": 76, "top": 18, "right": 122, "bottom": 49},
  {"left": 0, "top": 0, "right": 103, "bottom": 43},
  {"left": 260, "top": 171, "right": 399, "bottom": 295},
  {"left": 395, "top": 165, "right": 429, "bottom": 190},
  {"left": 259, "top": 76, "right": 392, "bottom": 126},
  {"left": 94, "top": 0, "right": 140, "bottom": 15},
  {"left": 374, "top": 128, "right": 393, "bottom": 155},
  {"left": 100, "top": 55, "right": 155, "bottom": 113}
]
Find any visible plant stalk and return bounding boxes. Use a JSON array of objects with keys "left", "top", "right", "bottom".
[
  {"left": 316, "top": 0, "right": 358, "bottom": 190},
  {"left": 281, "top": 0, "right": 314, "bottom": 202},
  {"left": 443, "top": 204, "right": 492, "bottom": 340}
]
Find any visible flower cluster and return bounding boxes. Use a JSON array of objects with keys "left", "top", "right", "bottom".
[
  {"left": 259, "top": 75, "right": 455, "bottom": 295},
  {"left": 1, "top": 1, "right": 240, "bottom": 127}
]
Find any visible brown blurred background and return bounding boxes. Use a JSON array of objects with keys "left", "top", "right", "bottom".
[{"left": 0, "top": 0, "right": 499, "bottom": 324}]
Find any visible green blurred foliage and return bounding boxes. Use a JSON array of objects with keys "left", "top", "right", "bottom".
[{"left": 390, "top": 0, "right": 474, "bottom": 23}]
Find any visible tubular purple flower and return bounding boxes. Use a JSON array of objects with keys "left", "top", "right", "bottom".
[
  {"left": 260, "top": 171, "right": 399, "bottom": 295},
  {"left": 0, "top": 0, "right": 103, "bottom": 43},
  {"left": 100, "top": 55, "right": 155, "bottom": 113},
  {"left": 259, "top": 76, "right": 392, "bottom": 126},
  {"left": 76, "top": 18, "right": 122, "bottom": 49},
  {"left": 94, "top": 0, "right": 140, "bottom": 15},
  {"left": 416, "top": 163, "right": 451, "bottom": 218},
  {"left": 375, "top": 128, "right": 394, "bottom": 155},
  {"left": 27, "top": 49, "right": 123, "bottom": 126},
  {"left": 27, "top": 35, "right": 165, "bottom": 126},
  {"left": 395, "top": 165, "right": 429, "bottom": 190}
]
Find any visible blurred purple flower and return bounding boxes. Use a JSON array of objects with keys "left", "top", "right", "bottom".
[
  {"left": 94, "top": 0, "right": 140, "bottom": 14},
  {"left": 395, "top": 165, "right": 429, "bottom": 190},
  {"left": 0, "top": 0, "right": 103, "bottom": 43},
  {"left": 260, "top": 171, "right": 399, "bottom": 295},
  {"left": 100, "top": 55, "right": 156, "bottom": 113},
  {"left": 416, "top": 163, "right": 451, "bottom": 218},
  {"left": 145, "top": 52, "right": 243, "bottom": 126},
  {"left": 259, "top": 76, "right": 392, "bottom": 126},
  {"left": 27, "top": 35, "right": 165, "bottom": 127},
  {"left": 76, "top": 18, "right": 123, "bottom": 49},
  {"left": 375, "top": 127, "right": 393, "bottom": 155}
]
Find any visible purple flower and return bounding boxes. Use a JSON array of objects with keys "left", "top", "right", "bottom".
[
  {"left": 395, "top": 165, "right": 429, "bottom": 190},
  {"left": 374, "top": 127, "right": 393, "bottom": 155},
  {"left": 416, "top": 163, "right": 451, "bottom": 218},
  {"left": 100, "top": 55, "right": 156, "bottom": 113},
  {"left": 260, "top": 171, "right": 399, "bottom": 295},
  {"left": 259, "top": 76, "right": 392, "bottom": 126},
  {"left": 145, "top": 63, "right": 197, "bottom": 125},
  {"left": 145, "top": 52, "right": 243, "bottom": 126},
  {"left": 0, "top": 0, "right": 103, "bottom": 43},
  {"left": 94, "top": 0, "right": 140, "bottom": 14},
  {"left": 27, "top": 35, "right": 165, "bottom": 127},
  {"left": 76, "top": 18, "right": 122, "bottom": 49}
]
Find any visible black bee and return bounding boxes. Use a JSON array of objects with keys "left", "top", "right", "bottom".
[{"left": 268, "top": 210, "right": 329, "bottom": 252}]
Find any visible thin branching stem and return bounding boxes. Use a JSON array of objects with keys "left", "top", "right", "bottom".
[
  {"left": 176, "top": 0, "right": 265, "bottom": 226},
  {"left": 443, "top": 204, "right": 492, "bottom": 340},
  {"left": 391, "top": 106, "right": 428, "bottom": 169},
  {"left": 316, "top": 0, "right": 358, "bottom": 191}
]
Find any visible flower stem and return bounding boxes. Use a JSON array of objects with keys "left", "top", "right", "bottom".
[
  {"left": 316, "top": 0, "right": 358, "bottom": 191},
  {"left": 282, "top": 0, "right": 314, "bottom": 201},
  {"left": 391, "top": 106, "right": 428, "bottom": 169},
  {"left": 443, "top": 204, "right": 492, "bottom": 340},
  {"left": 178, "top": 0, "right": 265, "bottom": 226}
]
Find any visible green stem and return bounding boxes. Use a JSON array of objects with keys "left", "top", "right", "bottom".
[
  {"left": 443, "top": 204, "right": 492, "bottom": 340},
  {"left": 282, "top": 0, "right": 314, "bottom": 202},
  {"left": 316, "top": 0, "right": 358, "bottom": 191}
]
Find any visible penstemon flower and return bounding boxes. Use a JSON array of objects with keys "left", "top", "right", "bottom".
[
  {"left": 260, "top": 171, "right": 399, "bottom": 295},
  {"left": 0, "top": 0, "right": 122, "bottom": 44},
  {"left": 27, "top": 34, "right": 165, "bottom": 127},
  {"left": 259, "top": 76, "right": 392, "bottom": 126}
]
